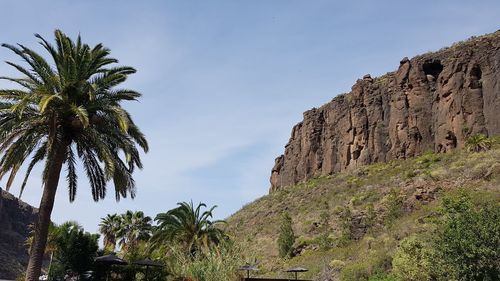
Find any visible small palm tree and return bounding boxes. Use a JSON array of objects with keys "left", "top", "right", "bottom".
[
  {"left": 98, "top": 214, "right": 121, "bottom": 252},
  {"left": 0, "top": 30, "right": 148, "bottom": 281},
  {"left": 26, "top": 223, "right": 59, "bottom": 277},
  {"left": 152, "top": 201, "right": 226, "bottom": 256},
  {"left": 117, "top": 210, "right": 152, "bottom": 250},
  {"left": 465, "top": 134, "right": 492, "bottom": 152}
]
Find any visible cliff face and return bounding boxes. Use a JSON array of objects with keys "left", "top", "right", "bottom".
[
  {"left": 0, "top": 188, "right": 37, "bottom": 279},
  {"left": 270, "top": 31, "right": 500, "bottom": 192}
]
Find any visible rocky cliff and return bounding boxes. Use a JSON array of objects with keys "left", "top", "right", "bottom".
[
  {"left": 270, "top": 31, "right": 500, "bottom": 192},
  {"left": 0, "top": 188, "right": 37, "bottom": 279}
]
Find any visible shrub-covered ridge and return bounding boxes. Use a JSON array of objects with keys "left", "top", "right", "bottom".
[{"left": 227, "top": 142, "right": 500, "bottom": 280}]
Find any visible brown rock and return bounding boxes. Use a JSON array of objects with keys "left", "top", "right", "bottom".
[
  {"left": 0, "top": 188, "right": 38, "bottom": 279},
  {"left": 270, "top": 31, "right": 500, "bottom": 192}
]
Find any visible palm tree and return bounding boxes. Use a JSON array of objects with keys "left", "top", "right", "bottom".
[
  {"left": 98, "top": 214, "right": 121, "bottom": 252},
  {"left": 152, "top": 202, "right": 226, "bottom": 256},
  {"left": 117, "top": 210, "right": 152, "bottom": 250},
  {"left": 0, "top": 30, "right": 148, "bottom": 281}
]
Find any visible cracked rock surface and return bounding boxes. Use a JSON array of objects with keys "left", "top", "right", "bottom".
[
  {"left": 0, "top": 189, "right": 37, "bottom": 279},
  {"left": 270, "top": 31, "right": 500, "bottom": 192}
]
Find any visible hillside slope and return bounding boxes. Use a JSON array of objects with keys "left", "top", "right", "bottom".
[
  {"left": 228, "top": 145, "right": 500, "bottom": 280},
  {"left": 270, "top": 31, "right": 500, "bottom": 192}
]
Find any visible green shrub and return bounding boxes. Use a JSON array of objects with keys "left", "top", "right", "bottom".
[
  {"left": 368, "top": 273, "right": 397, "bottom": 281},
  {"left": 318, "top": 203, "right": 333, "bottom": 250},
  {"left": 341, "top": 263, "right": 371, "bottom": 281},
  {"left": 330, "top": 259, "right": 346, "bottom": 270},
  {"left": 392, "top": 236, "right": 433, "bottom": 281},
  {"left": 277, "top": 212, "right": 295, "bottom": 258},
  {"left": 340, "top": 252, "right": 392, "bottom": 281},
  {"left": 465, "top": 134, "right": 493, "bottom": 152},
  {"left": 416, "top": 151, "right": 441, "bottom": 168},
  {"left": 384, "top": 189, "right": 404, "bottom": 224},
  {"left": 164, "top": 241, "right": 243, "bottom": 281},
  {"left": 433, "top": 192, "right": 500, "bottom": 280},
  {"left": 337, "top": 206, "right": 353, "bottom": 243}
]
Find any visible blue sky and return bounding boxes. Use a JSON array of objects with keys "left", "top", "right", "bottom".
[{"left": 0, "top": 1, "right": 499, "bottom": 233}]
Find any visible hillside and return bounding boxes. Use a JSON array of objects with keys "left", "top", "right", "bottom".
[
  {"left": 228, "top": 145, "right": 500, "bottom": 279},
  {"left": 227, "top": 31, "right": 500, "bottom": 280},
  {"left": 270, "top": 30, "right": 500, "bottom": 192},
  {"left": 0, "top": 189, "right": 37, "bottom": 279}
]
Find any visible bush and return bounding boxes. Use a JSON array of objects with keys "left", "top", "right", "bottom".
[
  {"left": 391, "top": 192, "right": 500, "bottom": 281},
  {"left": 465, "top": 134, "right": 493, "bottom": 152},
  {"left": 318, "top": 203, "right": 333, "bottom": 250},
  {"left": 367, "top": 273, "right": 397, "bottom": 281},
  {"left": 392, "top": 236, "right": 433, "bottom": 281},
  {"left": 340, "top": 252, "right": 392, "bottom": 281},
  {"left": 277, "top": 212, "right": 295, "bottom": 258},
  {"left": 384, "top": 189, "right": 404, "bottom": 224},
  {"left": 336, "top": 206, "right": 353, "bottom": 243},
  {"left": 416, "top": 151, "right": 441, "bottom": 168},
  {"left": 433, "top": 192, "right": 500, "bottom": 280},
  {"left": 164, "top": 241, "right": 243, "bottom": 281},
  {"left": 341, "top": 263, "right": 371, "bottom": 281}
]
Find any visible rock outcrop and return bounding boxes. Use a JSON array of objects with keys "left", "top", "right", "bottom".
[
  {"left": 270, "top": 31, "right": 500, "bottom": 192},
  {"left": 0, "top": 188, "right": 37, "bottom": 279}
]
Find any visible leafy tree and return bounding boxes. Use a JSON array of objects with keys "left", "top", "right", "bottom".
[
  {"left": 117, "top": 210, "right": 152, "bottom": 250},
  {"left": 53, "top": 222, "right": 99, "bottom": 276},
  {"left": 433, "top": 192, "right": 500, "bottom": 280},
  {"left": 465, "top": 134, "right": 493, "bottom": 152},
  {"left": 277, "top": 211, "right": 295, "bottom": 258},
  {"left": 153, "top": 202, "right": 226, "bottom": 256},
  {"left": 0, "top": 30, "right": 148, "bottom": 281},
  {"left": 98, "top": 213, "right": 121, "bottom": 252}
]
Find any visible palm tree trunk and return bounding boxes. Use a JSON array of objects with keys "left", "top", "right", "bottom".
[{"left": 25, "top": 143, "right": 68, "bottom": 281}]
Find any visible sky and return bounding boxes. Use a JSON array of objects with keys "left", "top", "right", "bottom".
[{"left": 0, "top": 0, "right": 499, "bottom": 234}]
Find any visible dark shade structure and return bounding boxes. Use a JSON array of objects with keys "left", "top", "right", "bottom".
[
  {"left": 284, "top": 267, "right": 308, "bottom": 280},
  {"left": 134, "top": 259, "right": 163, "bottom": 281},
  {"left": 239, "top": 264, "right": 259, "bottom": 278},
  {"left": 94, "top": 254, "right": 127, "bottom": 281},
  {"left": 94, "top": 253, "right": 128, "bottom": 265}
]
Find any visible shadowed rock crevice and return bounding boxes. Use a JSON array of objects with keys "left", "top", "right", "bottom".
[{"left": 270, "top": 31, "right": 500, "bottom": 192}]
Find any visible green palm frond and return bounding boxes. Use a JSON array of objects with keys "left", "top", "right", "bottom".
[
  {"left": 153, "top": 201, "right": 227, "bottom": 255},
  {"left": 0, "top": 30, "right": 148, "bottom": 201}
]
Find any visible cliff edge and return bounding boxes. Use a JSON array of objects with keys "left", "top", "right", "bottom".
[{"left": 270, "top": 31, "right": 500, "bottom": 192}]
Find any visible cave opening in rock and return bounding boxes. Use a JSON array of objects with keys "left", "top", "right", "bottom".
[
  {"left": 423, "top": 60, "right": 444, "bottom": 78},
  {"left": 470, "top": 65, "right": 482, "bottom": 80}
]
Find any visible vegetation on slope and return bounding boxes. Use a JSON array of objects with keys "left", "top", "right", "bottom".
[{"left": 227, "top": 138, "right": 500, "bottom": 280}]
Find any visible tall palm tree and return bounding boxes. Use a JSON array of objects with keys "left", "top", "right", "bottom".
[
  {"left": 152, "top": 202, "right": 226, "bottom": 256},
  {"left": 117, "top": 210, "right": 152, "bottom": 250},
  {"left": 98, "top": 214, "right": 121, "bottom": 252},
  {"left": 0, "top": 30, "right": 148, "bottom": 281}
]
